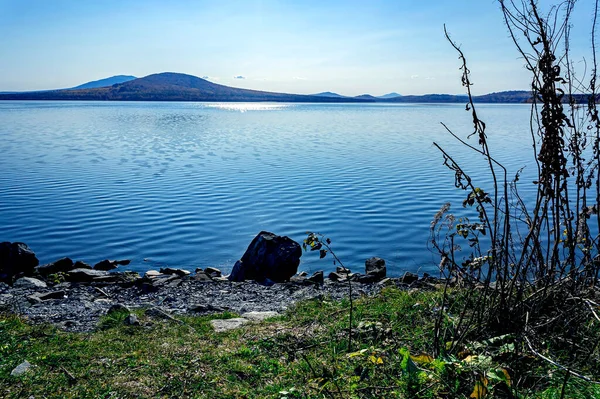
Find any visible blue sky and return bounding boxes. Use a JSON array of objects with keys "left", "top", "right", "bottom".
[{"left": 0, "top": 0, "right": 595, "bottom": 95}]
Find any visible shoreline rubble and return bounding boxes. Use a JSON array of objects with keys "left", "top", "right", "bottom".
[{"left": 0, "top": 237, "right": 442, "bottom": 333}]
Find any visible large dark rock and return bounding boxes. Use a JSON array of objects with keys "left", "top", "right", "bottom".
[
  {"left": 0, "top": 242, "right": 39, "bottom": 283},
  {"left": 228, "top": 231, "right": 302, "bottom": 283},
  {"left": 365, "top": 257, "right": 386, "bottom": 280},
  {"left": 36, "top": 257, "right": 74, "bottom": 276}
]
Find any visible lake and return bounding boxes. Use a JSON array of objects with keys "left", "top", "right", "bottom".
[{"left": 0, "top": 101, "right": 536, "bottom": 276}]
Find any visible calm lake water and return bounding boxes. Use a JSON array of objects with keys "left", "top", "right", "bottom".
[{"left": 0, "top": 101, "right": 536, "bottom": 276}]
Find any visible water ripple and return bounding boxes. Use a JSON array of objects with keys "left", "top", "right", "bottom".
[{"left": 0, "top": 101, "right": 538, "bottom": 275}]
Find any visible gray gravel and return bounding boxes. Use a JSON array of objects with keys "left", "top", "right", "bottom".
[{"left": 0, "top": 277, "right": 399, "bottom": 333}]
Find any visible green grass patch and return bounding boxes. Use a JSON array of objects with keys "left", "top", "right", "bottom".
[{"left": 1, "top": 288, "right": 598, "bottom": 398}]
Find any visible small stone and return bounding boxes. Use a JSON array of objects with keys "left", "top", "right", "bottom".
[
  {"left": 124, "top": 314, "right": 140, "bottom": 326},
  {"left": 204, "top": 267, "right": 222, "bottom": 277},
  {"left": 160, "top": 268, "right": 191, "bottom": 277},
  {"left": 72, "top": 261, "right": 92, "bottom": 270},
  {"left": 289, "top": 275, "right": 311, "bottom": 285},
  {"left": 401, "top": 272, "right": 419, "bottom": 285},
  {"left": 193, "top": 270, "right": 213, "bottom": 282},
  {"left": 66, "top": 268, "right": 108, "bottom": 282},
  {"left": 151, "top": 275, "right": 181, "bottom": 288},
  {"left": 144, "top": 270, "right": 162, "bottom": 279},
  {"left": 94, "top": 260, "right": 118, "bottom": 271},
  {"left": 378, "top": 278, "right": 393, "bottom": 286},
  {"left": 353, "top": 274, "right": 376, "bottom": 284},
  {"left": 365, "top": 257, "right": 386, "bottom": 280},
  {"left": 35, "top": 257, "right": 73, "bottom": 276},
  {"left": 308, "top": 270, "right": 324, "bottom": 284},
  {"left": 10, "top": 360, "right": 32, "bottom": 377},
  {"left": 241, "top": 311, "right": 279, "bottom": 321},
  {"left": 115, "top": 259, "right": 131, "bottom": 266},
  {"left": 28, "top": 290, "right": 66, "bottom": 303},
  {"left": 211, "top": 318, "right": 249, "bottom": 332},
  {"left": 336, "top": 266, "right": 351, "bottom": 275},
  {"left": 328, "top": 272, "right": 345, "bottom": 282},
  {"left": 13, "top": 277, "right": 47, "bottom": 289},
  {"left": 298, "top": 271, "right": 308, "bottom": 277}
]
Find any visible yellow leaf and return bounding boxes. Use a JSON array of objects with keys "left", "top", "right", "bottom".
[
  {"left": 470, "top": 377, "right": 488, "bottom": 398},
  {"left": 463, "top": 355, "right": 478, "bottom": 363},
  {"left": 501, "top": 368, "right": 512, "bottom": 387},
  {"left": 410, "top": 353, "right": 434, "bottom": 364},
  {"left": 376, "top": 356, "right": 384, "bottom": 365},
  {"left": 347, "top": 349, "right": 367, "bottom": 358}
]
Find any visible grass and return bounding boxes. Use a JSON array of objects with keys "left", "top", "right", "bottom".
[{"left": 1, "top": 287, "right": 598, "bottom": 398}]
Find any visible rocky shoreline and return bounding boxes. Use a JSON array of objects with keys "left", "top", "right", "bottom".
[
  {"left": 0, "top": 271, "right": 438, "bottom": 333},
  {"left": 0, "top": 234, "right": 440, "bottom": 333}
]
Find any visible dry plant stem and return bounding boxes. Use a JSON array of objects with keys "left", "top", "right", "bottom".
[
  {"left": 524, "top": 335, "right": 600, "bottom": 385},
  {"left": 432, "top": 1, "right": 600, "bottom": 391},
  {"left": 321, "top": 240, "right": 354, "bottom": 353}
]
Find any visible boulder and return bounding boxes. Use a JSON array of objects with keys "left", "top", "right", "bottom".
[
  {"left": 228, "top": 231, "right": 302, "bottom": 283},
  {"left": 0, "top": 242, "right": 39, "bottom": 282},
  {"left": 36, "top": 257, "right": 74, "bottom": 276},
  {"left": 365, "top": 257, "right": 386, "bottom": 280}
]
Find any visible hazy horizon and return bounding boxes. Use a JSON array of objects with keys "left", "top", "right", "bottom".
[{"left": 0, "top": 0, "right": 595, "bottom": 96}]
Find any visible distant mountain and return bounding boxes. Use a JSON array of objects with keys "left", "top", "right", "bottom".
[
  {"left": 71, "top": 75, "right": 136, "bottom": 90},
  {"left": 0, "top": 73, "right": 371, "bottom": 103},
  {"left": 473, "top": 90, "right": 532, "bottom": 103},
  {"left": 312, "top": 91, "right": 346, "bottom": 98},
  {"left": 354, "top": 94, "right": 378, "bottom": 100},
  {"left": 381, "top": 94, "right": 469, "bottom": 103},
  {"left": 378, "top": 92, "right": 402, "bottom": 99},
  {"left": 2, "top": 76, "right": 593, "bottom": 104}
]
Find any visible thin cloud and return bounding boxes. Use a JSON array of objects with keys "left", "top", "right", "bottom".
[
  {"left": 425, "top": 76, "right": 436, "bottom": 80},
  {"left": 293, "top": 76, "right": 307, "bottom": 80},
  {"left": 234, "top": 75, "right": 246, "bottom": 79},
  {"left": 411, "top": 74, "right": 420, "bottom": 79}
]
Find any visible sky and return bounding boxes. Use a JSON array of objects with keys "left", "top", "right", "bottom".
[{"left": 0, "top": 0, "right": 596, "bottom": 96}]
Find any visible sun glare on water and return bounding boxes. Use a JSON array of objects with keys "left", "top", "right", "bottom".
[{"left": 204, "top": 103, "right": 290, "bottom": 112}]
